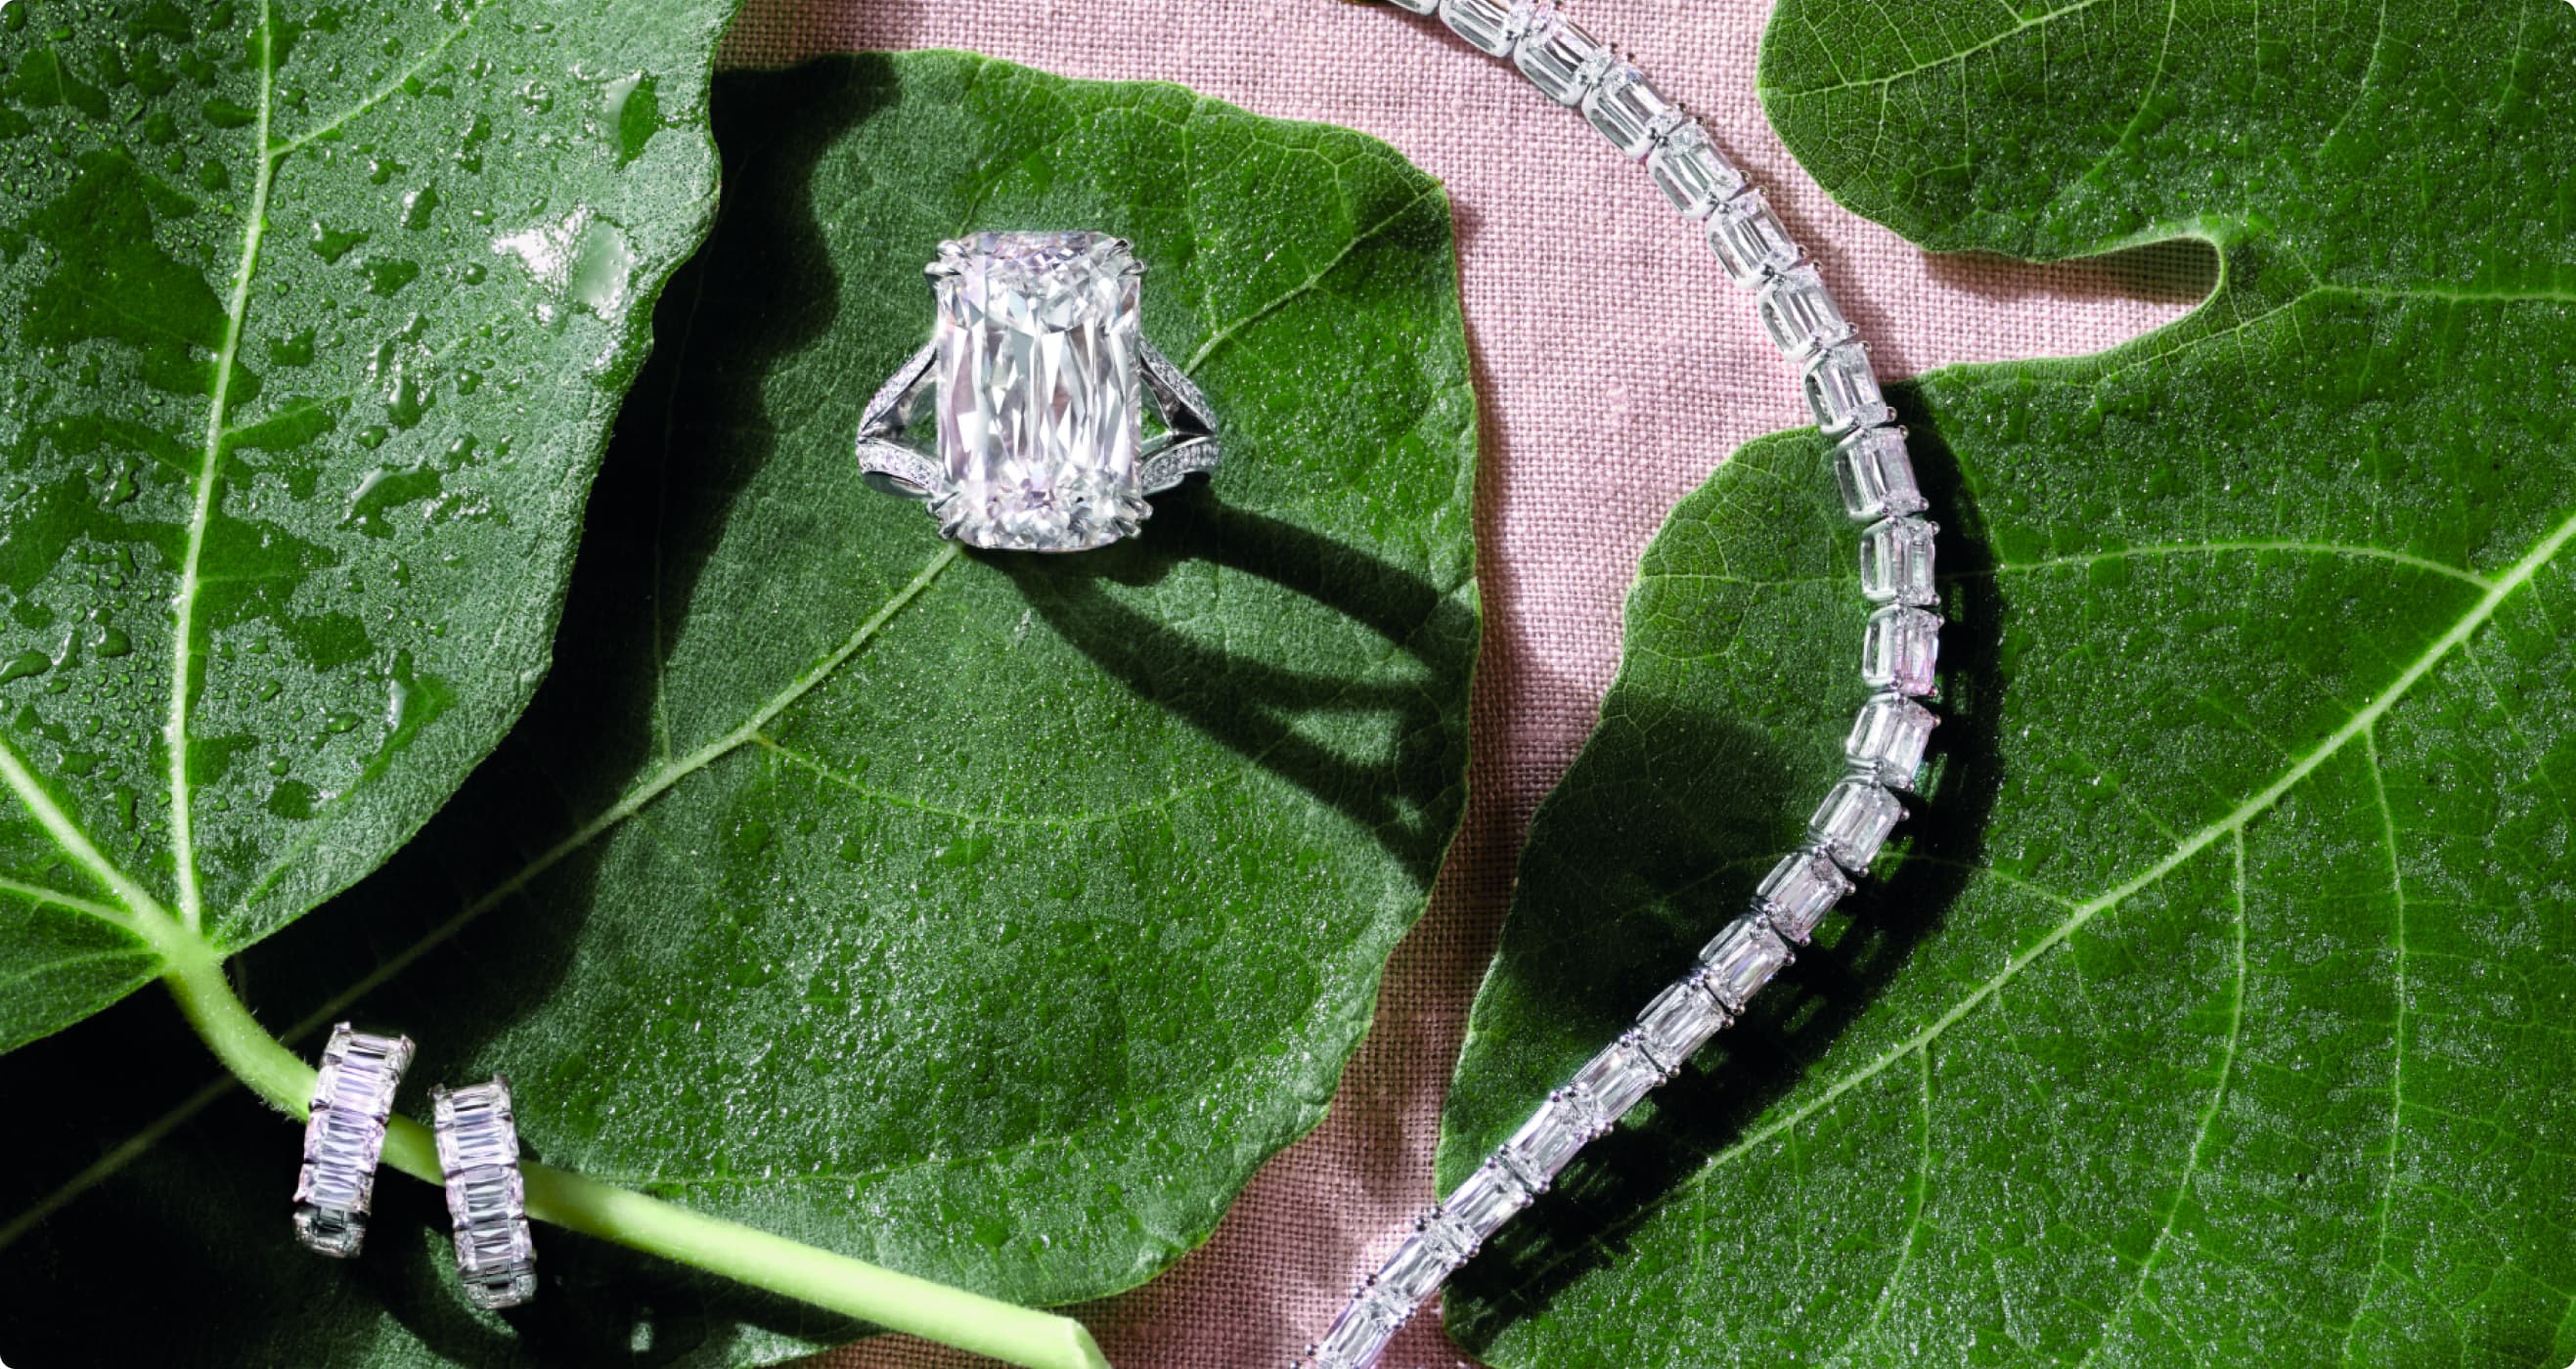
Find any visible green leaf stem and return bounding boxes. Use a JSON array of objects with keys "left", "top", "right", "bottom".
[
  {"left": 0, "top": 0, "right": 730, "bottom": 1045},
  {"left": 0, "top": 49, "right": 1478, "bottom": 1366},
  {"left": 0, "top": 7, "right": 1113, "bottom": 1368}
]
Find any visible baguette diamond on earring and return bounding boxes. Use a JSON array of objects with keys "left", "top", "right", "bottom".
[
  {"left": 293, "top": 1023, "right": 413, "bottom": 1258},
  {"left": 432, "top": 1077, "right": 537, "bottom": 1309}
]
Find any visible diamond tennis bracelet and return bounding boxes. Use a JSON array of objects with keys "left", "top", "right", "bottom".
[{"left": 1302, "top": 4, "right": 1941, "bottom": 1364}]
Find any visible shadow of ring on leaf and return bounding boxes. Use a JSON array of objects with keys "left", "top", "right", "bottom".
[
  {"left": 992, "top": 483, "right": 1482, "bottom": 891},
  {"left": 1444, "top": 391, "right": 2006, "bottom": 1340}
]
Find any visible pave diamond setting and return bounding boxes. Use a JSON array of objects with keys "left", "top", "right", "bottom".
[{"left": 930, "top": 231, "right": 1149, "bottom": 552}]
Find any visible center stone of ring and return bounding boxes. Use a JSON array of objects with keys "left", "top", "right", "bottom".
[{"left": 929, "top": 231, "right": 1150, "bottom": 552}]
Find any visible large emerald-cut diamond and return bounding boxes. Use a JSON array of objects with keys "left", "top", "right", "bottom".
[{"left": 930, "top": 231, "right": 1148, "bottom": 552}]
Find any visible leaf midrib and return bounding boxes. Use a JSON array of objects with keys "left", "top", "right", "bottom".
[
  {"left": 167, "top": 0, "right": 279, "bottom": 934},
  {"left": 142, "top": 0, "right": 494, "bottom": 943},
  {"left": 1494, "top": 492, "right": 2576, "bottom": 1296},
  {"left": 2, "top": 0, "right": 508, "bottom": 958}
]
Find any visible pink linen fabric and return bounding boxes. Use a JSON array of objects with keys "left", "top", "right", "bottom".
[{"left": 715, "top": 3, "right": 2208, "bottom": 1364}]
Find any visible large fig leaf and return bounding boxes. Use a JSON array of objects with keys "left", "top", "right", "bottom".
[
  {"left": 0, "top": 0, "right": 734, "bottom": 1049},
  {"left": 0, "top": 50, "right": 1477, "bottom": 1364},
  {"left": 1442, "top": 3, "right": 2576, "bottom": 1366}
]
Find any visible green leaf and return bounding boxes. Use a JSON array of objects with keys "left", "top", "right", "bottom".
[
  {"left": 0, "top": 0, "right": 735, "bottom": 1050},
  {"left": 1442, "top": 3, "right": 2576, "bottom": 1366},
  {"left": 0, "top": 50, "right": 1477, "bottom": 1362}
]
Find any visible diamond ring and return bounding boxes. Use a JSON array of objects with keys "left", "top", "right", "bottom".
[{"left": 856, "top": 231, "right": 1220, "bottom": 552}]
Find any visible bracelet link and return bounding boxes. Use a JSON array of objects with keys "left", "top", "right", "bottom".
[
  {"left": 1437, "top": 0, "right": 1525, "bottom": 55},
  {"left": 1512, "top": 6, "right": 1614, "bottom": 105},
  {"left": 1320, "top": 11, "right": 1946, "bottom": 1362}
]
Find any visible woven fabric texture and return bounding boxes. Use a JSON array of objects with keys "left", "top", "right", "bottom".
[{"left": 713, "top": 3, "right": 2211, "bottom": 1364}]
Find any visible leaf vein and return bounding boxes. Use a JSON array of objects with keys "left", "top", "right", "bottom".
[
  {"left": 270, "top": 0, "right": 493, "bottom": 157},
  {"left": 2336, "top": 725, "right": 2412, "bottom": 1366},
  {"left": 2069, "top": 827, "right": 2251, "bottom": 1369},
  {"left": 750, "top": 734, "right": 1247, "bottom": 831},
  {"left": 193, "top": 546, "right": 962, "bottom": 1094},
  {"left": 1758, "top": 0, "right": 2115, "bottom": 100},
  {"left": 169, "top": 0, "right": 281, "bottom": 933},
  {"left": 1823, "top": 1043, "right": 1936, "bottom": 1368},
  {"left": 1182, "top": 178, "right": 1446, "bottom": 375},
  {"left": 0, "top": 873, "right": 144, "bottom": 931},
  {"left": 0, "top": 731, "right": 176, "bottom": 944},
  {"left": 1537, "top": 503, "right": 2576, "bottom": 1278}
]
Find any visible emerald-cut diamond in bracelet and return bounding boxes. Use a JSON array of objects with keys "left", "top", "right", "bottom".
[
  {"left": 856, "top": 231, "right": 1221, "bottom": 552},
  {"left": 1305, "top": 2, "right": 1946, "bottom": 1365}
]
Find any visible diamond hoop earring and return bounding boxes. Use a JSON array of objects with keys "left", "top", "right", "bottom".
[
  {"left": 292, "top": 1023, "right": 414, "bottom": 1258},
  {"left": 856, "top": 231, "right": 1220, "bottom": 552},
  {"left": 431, "top": 1076, "right": 538, "bottom": 1309}
]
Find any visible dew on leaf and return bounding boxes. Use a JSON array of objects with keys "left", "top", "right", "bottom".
[
  {"left": 491, "top": 207, "right": 633, "bottom": 324},
  {"left": 384, "top": 651, "right": 452, "bottom": 739},
  {"left": 382, "top": 369, "right": 429, "bottom": 427},
  {"left": 399, "top": 181, "right": 437, "bottom": 229},
  {"left": 0, "top": 650, "right": 51, "bottom": 684},
  {"left": 309, "top": 221, "right": 367, "bottom": 264},
  {"left": 264, "top": 779, "right": 316, "bottom": 819},
  {"left": 601, "top": 69, "right": 659, "bottom": 165},
  {"left": 266, "top": 328, "right": 314, "bottom": 367},
  {"left": 726, "top": 814, "right": 772, "bottom": 859},
  {"left": 364, "top": 256, "right": 420, "bottom": 296}
]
